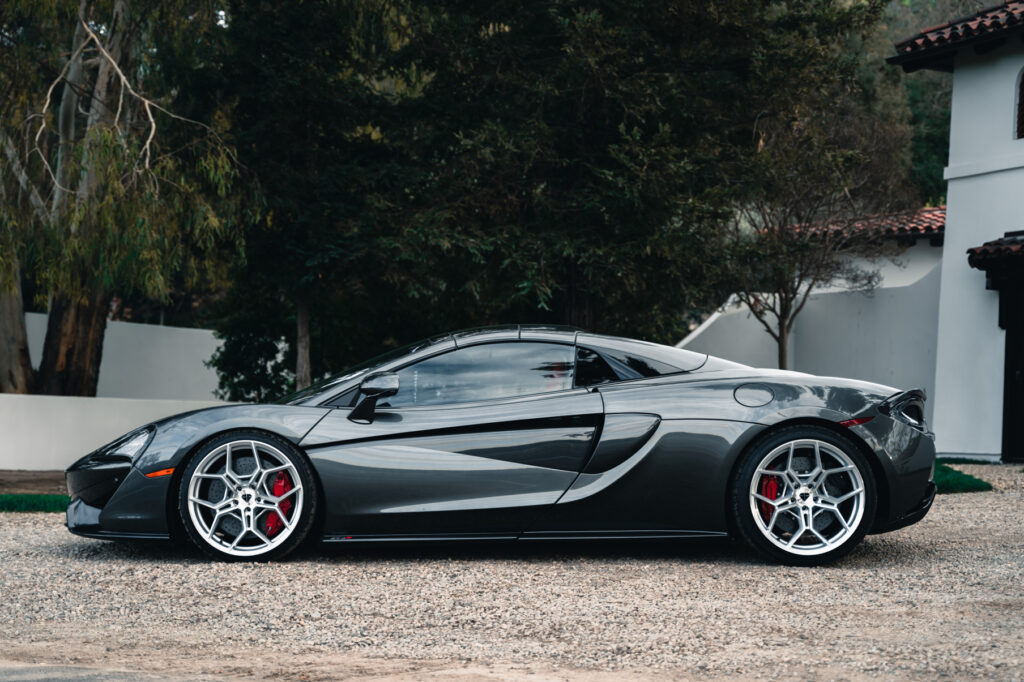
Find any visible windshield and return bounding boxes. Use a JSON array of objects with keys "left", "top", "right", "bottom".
[{"left": 274, "top": 333, "right": 452, "bottom": 405}]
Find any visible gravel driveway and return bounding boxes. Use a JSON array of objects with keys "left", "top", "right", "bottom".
[{"left": 2, "top": 464, "right": 1023, "bottom": 681}]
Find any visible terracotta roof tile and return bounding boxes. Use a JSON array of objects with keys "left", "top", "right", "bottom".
[
  {"left": 851, "top": 205, "right": 945, "bottom": 240},
  {"left": 889, "top": 2, "right": 1024, "bottom": 71},
  {"left": 967, "top": 231, "right": 1024, "bottom": 269}
]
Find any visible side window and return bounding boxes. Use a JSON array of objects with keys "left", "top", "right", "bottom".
[
  {"left": 385, "top": 342, "right": 575, "bottom": 407},
  {"left": 575, "top": 348, "right": 619, "bottom": 387}
]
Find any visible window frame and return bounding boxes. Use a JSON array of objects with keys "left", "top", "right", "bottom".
[
  {"left": 376, "top": 340, "right": 583, "bottom": 410},
  {"left": 1017, "top": 66, "right": 1024, "bottom": 140},
  {"left": 320, "top": 332, "right": 706, "bottom": 409}
]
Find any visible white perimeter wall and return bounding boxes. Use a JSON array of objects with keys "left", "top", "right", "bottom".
[
  {"left": 0, "top": 316, "right": 228, "bottom": 470},
  {"left": 24, "top": 312, "right": 221, "bottom": 401},
  {"left": 680, "top": 244, "right": 942, "bottom": 424},
  {"left": 0, "top": 394, "right": 224, "bottom": 470}
]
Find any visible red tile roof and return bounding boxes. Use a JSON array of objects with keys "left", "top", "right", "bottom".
[
  {"left": 851, "top": 205, "right": 945, "bottom": 240},
  {"left": 967, "top": 231, "right": 1024, "bottom": 269},
  {"left": 889, "top": 1, "right": 1024, "bottom": 72}
]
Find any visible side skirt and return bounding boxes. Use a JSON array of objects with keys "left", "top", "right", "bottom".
[
  {"left": 322, "top": 530, "right": 728, "bottom": 543},
  {"left": 521, "top": 530, "right": 728, "bottom": 541},
  {"left": 323, "top": 533, "right": 518, "bottom": 543}
]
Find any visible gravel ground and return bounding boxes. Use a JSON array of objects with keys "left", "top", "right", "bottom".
[{"left": 1, "top": 466, "right": 1023, "bottom": 681}]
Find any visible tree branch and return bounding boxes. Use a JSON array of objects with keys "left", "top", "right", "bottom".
[{"left": 1, "top": 133, "right": 49, "bottom": 225}]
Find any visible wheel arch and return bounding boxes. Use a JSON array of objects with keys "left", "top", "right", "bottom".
[
  {"left": 722, "top": 417, "right": 890, "bottom": 534},
  {"left": 163, "top": 426, "right": 326, "bottom": 545}
]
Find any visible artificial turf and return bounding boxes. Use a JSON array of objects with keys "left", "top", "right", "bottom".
[
  {"left": 0, "top": 494, "right": 70, "bottom": 512},
  {"left": 934, "top": 462, "right": 992, "bottom": 494}
]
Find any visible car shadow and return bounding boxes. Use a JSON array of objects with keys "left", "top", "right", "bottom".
[
  {"left": 307, "top": 536, "right": 754, "bottom": 565},
  {"left": 57, "top": 534, "right": 756, "bottom": 565}
]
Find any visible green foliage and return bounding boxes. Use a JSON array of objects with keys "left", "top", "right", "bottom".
[
  {"left": 2, "top": 1, "right": 242, "bottom": 299},
  {"left": 387, "top": 0, "right": 891, "bottom": 337},
  {"left": 883, "top": 0, "right": 968, "bottom": 205},
  {"left": 205, "top": 0, "right": 934, "bottom": 399},
  {"left": 934, "top": 462, "right": 992, "bottom": 494},
  {"left": 6, "top": 0, "right": 947, "bottom": 399},
  {"left": 0, "top": 494, "right": 70, "bottom": 512}
]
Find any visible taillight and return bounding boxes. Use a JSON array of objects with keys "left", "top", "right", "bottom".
[{"left": 839, "top": 417, "right": 874, "bottom": 427}]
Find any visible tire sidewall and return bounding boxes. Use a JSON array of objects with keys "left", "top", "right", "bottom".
[
  {"left": 177, "top": 430, "right": 318, "bottom": 562},
  {"left": 730, "top": 425, "right": 877, "bottom": 566}
]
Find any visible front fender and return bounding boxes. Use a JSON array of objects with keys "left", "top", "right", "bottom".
[{"left": 133, "top": 404, "right": 331, "bottom": 474}]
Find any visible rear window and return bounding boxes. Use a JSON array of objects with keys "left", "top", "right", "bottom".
[{"left": 576, "top": 333, "right": 706, "bottom": 381}]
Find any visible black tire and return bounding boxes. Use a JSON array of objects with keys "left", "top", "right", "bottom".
[
  {"left": 177, "top": 430, "right": 318, "bottom": 562},
  {"left": 729, "top": 425, "right": 877, "bottom": 566}
]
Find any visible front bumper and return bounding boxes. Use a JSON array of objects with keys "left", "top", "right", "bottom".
[{"left": 65, "top": 451, "right": 171, "bottom": 540}]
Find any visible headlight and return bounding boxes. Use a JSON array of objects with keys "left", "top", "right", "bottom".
[{"left": 104, "top": 427, "right": 155, "bottom": 461}]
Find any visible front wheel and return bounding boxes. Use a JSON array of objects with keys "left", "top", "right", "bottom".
[
  {"left": 730, "top": 426, "right": 877, "bottom": 566},
  {"left": 178, "top": 431, "right": 317, "bottom": 561}
]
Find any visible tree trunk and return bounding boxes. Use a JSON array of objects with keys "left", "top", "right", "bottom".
[
  {"left": 295, "top": 298, "right": 312, "bottom": 390},
  {"left": 0, "top": 263, "right": 33, "bottom": 393},
  {"left": 36, "top": 292, "right": 109, "bottom": 396},
  {"left": 777, "top": 327, "right": 789, "bottom": 370},
  {"left": 51, "top": 0, "right": 90, "bottom": 221},
  {"left": 34, "top": 0, "right": 124, "bottom": 397}
]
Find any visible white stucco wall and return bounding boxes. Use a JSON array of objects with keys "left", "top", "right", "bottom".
[
  {"left": 680, "top": 244, "right": 942, "bottom": 423},
  {"left": 930, "top": 45, "right": 1024, "bottom": 458},
  {"left": 2, "top": 317, "right": 227, "bottom": 469},
  {"left": 0, "top": 394, "right": 224, "bottom": 470},
  {"left": 677, "top": 300, "right": 792, "bottom": 370},
  {"left": 24, "top": 312, "right": 222, "bottom": 401},
  {"left": 793, "top": 248, "right": 941, "bottom": 424}
]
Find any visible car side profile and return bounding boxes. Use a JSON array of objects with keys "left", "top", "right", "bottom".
[{"left": 66, "top": 325, "right": 936, "bottom": 565}]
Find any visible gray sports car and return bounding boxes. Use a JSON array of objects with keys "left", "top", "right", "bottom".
[{"left": 66, "top": 325, "right": 935, "bottom": 565}]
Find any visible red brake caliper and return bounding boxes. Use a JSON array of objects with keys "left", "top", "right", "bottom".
[
  {"left": 264, "top": 471, "right": 293, "bottom": 538},
  {"left": 758, "top": 475, "right": 779, "bottom": 523}
]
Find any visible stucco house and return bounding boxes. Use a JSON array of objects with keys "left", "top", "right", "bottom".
[{"left": 681, "top": 2, "right": 1024, "bottom": 463}]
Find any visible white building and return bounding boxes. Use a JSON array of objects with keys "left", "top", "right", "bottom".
[{"left": 682, "top": 2, "right": 1024, "bottom": 462}]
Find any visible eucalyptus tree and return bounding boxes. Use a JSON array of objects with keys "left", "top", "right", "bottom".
[{"left": 0, "top": 0, "right": 241, "bottom": 395}]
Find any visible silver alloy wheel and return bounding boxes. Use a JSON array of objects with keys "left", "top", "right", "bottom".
[
  {"left": 748, "top": 438, "right": 866, "bottom": 556},
  {"left": 186, "top": 440, "right": 303, "bottom": 557}
]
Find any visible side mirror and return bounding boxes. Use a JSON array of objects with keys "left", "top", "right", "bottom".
[{"left": 348, "top": 372, "right": 399, "bottom": 423}]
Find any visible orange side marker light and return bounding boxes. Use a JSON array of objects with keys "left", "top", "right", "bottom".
[{"left": 145, "top": 467, "right": 175, "bottom": 478}]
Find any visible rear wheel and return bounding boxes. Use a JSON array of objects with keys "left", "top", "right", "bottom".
[
  {"left": 730, "top": 426, "right": 876, "bottom": 566},
  {"left": 178, "top": 431, "right": 317, "bottom": 561}
]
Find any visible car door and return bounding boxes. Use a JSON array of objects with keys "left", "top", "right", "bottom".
[{"left": 299, "top": 341, "right": 604, "bottom": 539}]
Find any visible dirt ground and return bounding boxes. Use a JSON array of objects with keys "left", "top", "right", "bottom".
[{"left": 0, "top": 470, "right": 66, "bottom": 495}]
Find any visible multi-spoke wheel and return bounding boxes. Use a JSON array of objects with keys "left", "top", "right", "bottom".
[
  {"left": 730, "top": 426, "right": 876, "bottom": 566},
  {"left": 178, "top": 431, "right": 317, "bottom": 561}
]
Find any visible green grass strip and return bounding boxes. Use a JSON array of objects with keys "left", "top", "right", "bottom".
[
  {"left": 934, "top": 462, "right": 992, "bottom": 494},
  {"left": 0, "top": 494, "right": 70, "bottom": 513}
]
